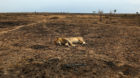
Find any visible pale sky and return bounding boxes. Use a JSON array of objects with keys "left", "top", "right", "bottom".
[{"left": 0, "top": 0, "right": 140, "bottom": 13}]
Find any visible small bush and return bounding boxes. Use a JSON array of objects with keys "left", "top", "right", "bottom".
[
  {"left": 50, "top": 17, "right": 59, "bottom": 19},
  {"left": 30, "top": 45, "right": 47, "bottom": 50}
]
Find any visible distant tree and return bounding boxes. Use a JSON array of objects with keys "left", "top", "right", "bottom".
[
  {"left": 92, "top": 11, "right": 96, "bottom": 14},
  {"left": 136, "top": 12, "right": 139, "bottom": 15},
  {"left": 114, "top": 9, "right": 117, "bottom": 14},
  {"left": 136, "top": 12, "right": 140, "bottom": 25},
  {"left": 35, "top": 11, "right": 37, "bottom": 14},
  {"left": 98, "top": 10, "right": 103, "bottom": 22}
]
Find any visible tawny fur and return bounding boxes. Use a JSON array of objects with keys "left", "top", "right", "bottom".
[{"left": 54, "top": 37, "right": 86, "bottom": 47}]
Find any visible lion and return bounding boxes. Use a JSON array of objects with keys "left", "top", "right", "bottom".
[{"left": 54, "top": 37, "right": 86, "bottom": 47}]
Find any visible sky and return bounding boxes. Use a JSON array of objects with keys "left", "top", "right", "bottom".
[{"left": 0, "top": 0, "right": 140, "bottom": 13}]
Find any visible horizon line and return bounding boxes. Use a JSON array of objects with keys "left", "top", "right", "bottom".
[{"left": 0, "top": 12, "right": 139, "bottom": 14}]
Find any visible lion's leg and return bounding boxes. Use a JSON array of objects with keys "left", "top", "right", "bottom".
[
  {"left": 59, "top": 42, "right": 62, "bottom": 45},
  {"left": 79, "top": 39, "right": 86, "bottom": 45},
  {"left": 82, "top": 41, "right": 86, "bottom": 45},
  {"left": 69, "top": 42, "right": 76, "bottom": 47},
  {"left": 65, "top": 42, "right": 70, "bottom": 47}
]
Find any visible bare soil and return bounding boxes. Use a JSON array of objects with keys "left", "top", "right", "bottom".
[{"left": 0, "top": 13, "right": 140, "bottom": 78}]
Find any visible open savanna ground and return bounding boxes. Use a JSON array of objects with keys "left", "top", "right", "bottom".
[{"left": 0, "top": 13, "right": 140, "bottom": 78}]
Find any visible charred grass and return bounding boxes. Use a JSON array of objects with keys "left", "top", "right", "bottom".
[{"left": 0, "top": 13, "right": 139, "bottom": 78}]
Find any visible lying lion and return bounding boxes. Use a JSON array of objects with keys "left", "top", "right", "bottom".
[{"left": 54, "top": 37, "right": 86, "bottom": 47}]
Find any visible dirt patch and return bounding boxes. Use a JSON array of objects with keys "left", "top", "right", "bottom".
[
  {"left": 0, "top": 13, "right": 139, "bottom": 78},
  {"left": 30, "top": 45, "right": 49, "bottom": 50},
  {"left": 0, "top": 21, "right": 30, "bottom": 28}
]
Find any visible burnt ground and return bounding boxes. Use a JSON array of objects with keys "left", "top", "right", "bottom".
[{"left": 0, "top": 13, "right": 140, "bottom": 78}]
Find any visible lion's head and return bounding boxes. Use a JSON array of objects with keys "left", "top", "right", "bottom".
[
  {"left": 54, "top": 38, "right": 62, "bottom": 45},
  {"left": 55, "top": 38, "right": 67, "bottom": 45}
]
